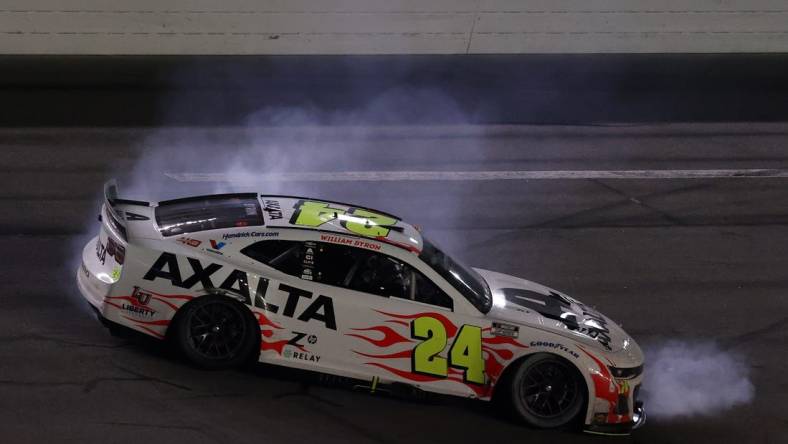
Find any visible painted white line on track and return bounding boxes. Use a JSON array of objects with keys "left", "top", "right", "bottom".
[{"left": 165, "top": 169, "right": 788, "bottom": 183}]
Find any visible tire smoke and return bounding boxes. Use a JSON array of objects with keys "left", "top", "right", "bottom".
[{"left": 643, "top": 340, "right": 755, "bottom": 419}]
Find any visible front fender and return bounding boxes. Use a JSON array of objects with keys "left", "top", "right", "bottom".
[{"left": 491, "top": 330, "right": 644, "bottom": 434}]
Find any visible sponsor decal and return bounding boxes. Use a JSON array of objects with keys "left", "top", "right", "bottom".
[
  {"left": 290, "top": 200, "right": 398, "bottom": 238},
  {"left": 80, "top": 261, "right": 90, "bottom": 280},
  {"left": 207, "top": 239, "right": 226, "bottom": 255},
  {"left": 616, "top": 380, "right": 631, "bottom": 415},
  {"left": 263, "top": 199, "right": 283, "bottom": 220},
  {"left": 278, "top": 283, "right": 336, "bottom": 330},
  {"left": 529, "top": 341, "right": 580, "bottom": 358},
  {"left": 286, "top": 331, "right": 319, "bottom": 348},
  {"left": 503, "top": 289, "right": 612, "bottom": 351},
  {"left": 222, "top": 231, "right": 280, "bottom": 241},
  {"left": 209, "top": 240, "right": 226, "bottom": 250},
  {"left": 491, "top": 322, "right": 519, "bottom": 338},
  {"left": 132, "top": 286, "right": 153, "bottom": 305},
  {"left": 120, "top": 286, "right": 156, "bottom": 318},
  {"left": 111, "top": 267, "right": 121, "bottom": 281},
  {"left": 96, "top": 236, "right": 125, "bottom": 265},
  {"left": 299, "top": 242, "right": 316, "bottom": 280},
  {"left": 176, "top": 237, "right": 202, "bottom": 247},
  {"left": 320, "top": 234, "right": 382, "bottom": 251},
  {"left": 573, "top": 303, "right": 613, "bottom": 351},
  {"left": 283, "top": 348, "right": 321, "bottom": 363},
  {"left": 143, "top": 253, "right": 337, "bottom": 330}
]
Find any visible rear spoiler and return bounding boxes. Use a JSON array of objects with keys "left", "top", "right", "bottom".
[
  {"left": 102, "top": 179, "right": 150, "bottom": 240},
  {"left": 104, "top": 179, "right": 151, "bottom": 209},
  {"left": 103, "top": 179, "right": 125, "bottom": 225}
]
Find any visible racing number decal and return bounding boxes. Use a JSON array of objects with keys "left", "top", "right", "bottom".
[
  {"left": 411, "top": 317, "right": 448, "bottom": 377},
  {"left": 448, "top": 325, "right": 485, "bottom": 384},
  {"left": 410, "top": 318, "right": 485, "bottom": 385},
  {"left": 290, "top": 200, "right": 398, "bottom": 237}
]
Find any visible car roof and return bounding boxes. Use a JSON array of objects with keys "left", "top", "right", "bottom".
[{"left": 259, "top": 195, "right": 423, "bottom": 254}]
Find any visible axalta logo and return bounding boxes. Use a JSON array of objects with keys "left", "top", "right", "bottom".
[
  {"left": 143, "top": 252, "right": 337, "bottom": 330},
  {"left": 263, "top": 199, "right": 283, "bottom": 220},
  {"left": 96, "top": 236, "right": 126, "bottom": 265}
]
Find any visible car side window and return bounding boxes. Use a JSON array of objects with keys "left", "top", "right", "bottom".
[
  {"left": 241, "top": 240, "right": 304, "bottom": 277},
  {"left": 347, "top": 251, "right": 410, "bottom": 299},
  {"left": 410, "top": 269, "right": 454, "bottom": 310},
  {"left": 241, "top": 240, "right": 358, "bottom": 284},
  {"left": 242, "top": 239, "right": 452, "bottom": 310},
  {"left": 346, "top": 249, "right": 453, "bottom": 310},
  {"left": 311, "top": 242, "right": 360, "bottom": 285}
]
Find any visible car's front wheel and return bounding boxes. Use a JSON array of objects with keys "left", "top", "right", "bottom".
[
  {"left": 505, "top": 353, "right": 586, "bottom": 429},
  {"left": 172, "top": 296, "right": 258, "bottom": 369}
]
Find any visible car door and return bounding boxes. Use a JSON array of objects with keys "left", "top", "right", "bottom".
[
  {"left": 238, "top": 238, "right": 354, "bottom": 375},
  {"left": 313, "top": 244, "right": 489, "bottom": 398}
]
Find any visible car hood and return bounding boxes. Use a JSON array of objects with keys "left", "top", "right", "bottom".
[{"left": 475, "top": 268, "right": 638, "bottom": 357}]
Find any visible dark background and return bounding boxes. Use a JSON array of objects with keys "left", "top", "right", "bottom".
[{"left": 2, "top": 54, "right": 788, "bottom": 126}]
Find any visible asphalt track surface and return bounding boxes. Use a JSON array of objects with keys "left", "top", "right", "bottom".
[{"left": 1, "top": 123, "right": 787, "bottom": 443}]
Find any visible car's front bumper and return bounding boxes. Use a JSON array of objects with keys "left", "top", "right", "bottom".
[{"left": 584, "top": 400, "right": 646, "bottom": 436}]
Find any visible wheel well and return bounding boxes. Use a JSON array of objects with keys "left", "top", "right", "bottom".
[
  {"left": 165, "top": 294, "right": 261, "bottom": 358},
  {"left": 492, "top": 352, "right": 589, "bottom": 413}
]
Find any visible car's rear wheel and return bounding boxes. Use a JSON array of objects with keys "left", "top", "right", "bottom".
[
  {"left": 172, "top": 296, "right": 258, "bottom": 369},
  {"left": 506, "top": 353, "right": 585, "bottom": 429}
]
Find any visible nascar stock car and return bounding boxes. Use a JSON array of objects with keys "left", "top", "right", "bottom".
[{"left": 77, "top": 180, "right": 645, "bottom": 435}]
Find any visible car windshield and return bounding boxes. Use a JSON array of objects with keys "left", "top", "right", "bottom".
[{"left": 419, "top": 238, "right": 492, "bottom": 313}]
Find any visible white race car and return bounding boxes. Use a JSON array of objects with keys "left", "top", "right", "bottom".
[{"left": 78, "top": 180, "right": 645, "bottom": 435}]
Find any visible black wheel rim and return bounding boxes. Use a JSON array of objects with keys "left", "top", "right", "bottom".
[
  {"left": 186, "top": 302, "right": 247, "bottom": 360},
  {"left": 519, "top": 360, "right": 579, "bottom": 418}
]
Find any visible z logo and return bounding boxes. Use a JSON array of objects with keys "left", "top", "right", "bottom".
[
  {"left": 288, "top": 331, "right": 308, "bottom": 347},
  {"left": 287, "top": 331, "right": 318, "bottom": 347}
]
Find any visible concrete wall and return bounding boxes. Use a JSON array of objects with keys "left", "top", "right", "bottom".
[{"left": 1, "top": 0, "right": 787, "bottom": 54}]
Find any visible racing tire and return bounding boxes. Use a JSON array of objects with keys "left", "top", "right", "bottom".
[
  {"left": 505, "top": 353, "right": 586, "bottom": 429},
  {"left": 172, "top": 296, "right": 258, "bottom": 370}
]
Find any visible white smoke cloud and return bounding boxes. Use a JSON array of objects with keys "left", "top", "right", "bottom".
[
  {"left": 118, "top": 85, "right": 475, "bottom": 206},
  {"left": 643, "top": 340, "right": 755, "bottom": 419}
]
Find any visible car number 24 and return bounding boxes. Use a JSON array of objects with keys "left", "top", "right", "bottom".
[{"left": 410, "top": 318, "right": 485, "bottom": 385}]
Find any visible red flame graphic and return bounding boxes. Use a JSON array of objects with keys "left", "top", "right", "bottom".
[
  {"left": 366, "top": 362, "right": 442, "bottom": 382},
  {"left": 121, "top": 317, "right": 170, "bottom": 326},
  {"left": 579, "top": 346, "right": 631, "bottom": 424},
  {"left": 261, "top": 339, "right": 290, "bottom": 355},
  {"left": 347, "top": 325, "right": 413, "bottom": 348},
  {"left": 256, "top": 312, "right": 283, "bottom": 330},
  {"left": 256, "top": 311, "right": 290, "bottom": 355},
  {"left": 354, "top": 349, "right": 413, "bottom": 359},
  {"left": 374, "top": 310, "right": 458, "bottom": 337}
]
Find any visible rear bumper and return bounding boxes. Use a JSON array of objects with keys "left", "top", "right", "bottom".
[{"left": 76, "top": 237, "right": 111, "bottom": 310}]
